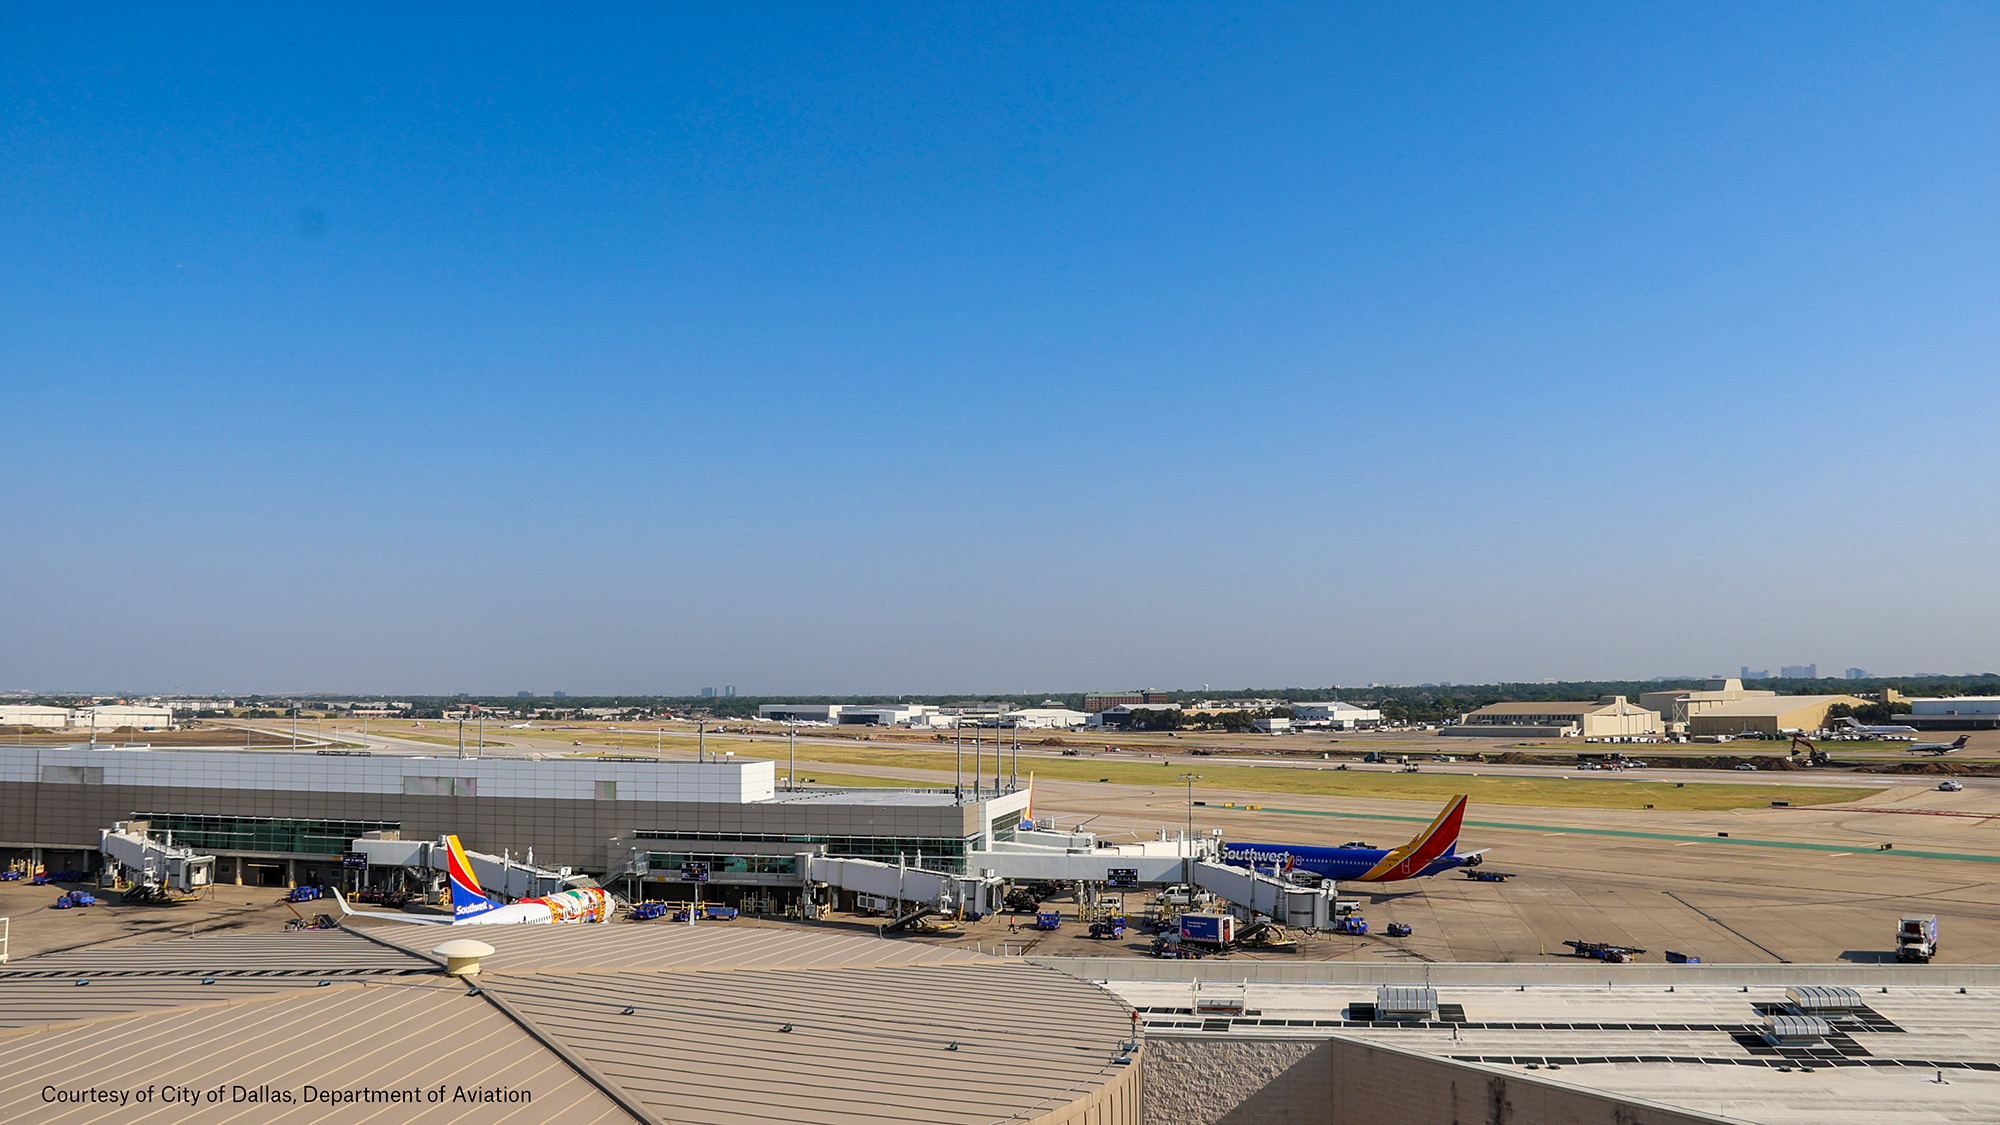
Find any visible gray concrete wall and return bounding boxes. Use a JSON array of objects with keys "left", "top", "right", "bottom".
[
  {"left": 1035, "top": 957, "right": 2000, "bottom": 988},
  {"left": 1142, "top": 1036, "right": 1727, "bottom": 1125}
]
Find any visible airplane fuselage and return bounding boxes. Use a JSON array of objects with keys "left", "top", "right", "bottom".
[{"left": 1220, "top": 842, "right": 1470, "bottom": 882}]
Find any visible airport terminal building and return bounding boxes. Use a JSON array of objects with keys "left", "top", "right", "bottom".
[{"left": 0, "top": 746, "right": 1028, "bottom": 897}]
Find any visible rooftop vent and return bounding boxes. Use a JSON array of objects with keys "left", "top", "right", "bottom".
[
  {"left": 432, "top": 939, "right": 495, "bottom": 978},
  {"left": 1375, "top": 985, "right": 1438, "bottom": 1021},
  {"left": 1785, "top": 985, "right": 1863, "bottom": 1014},
  {"left": 1763, "top": 1013, "right": 1831, "bottom": 1046}
]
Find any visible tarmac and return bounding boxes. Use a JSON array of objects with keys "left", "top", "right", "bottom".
[{"left": 10, "top": 719, "right": 2000, "bottom": 967}]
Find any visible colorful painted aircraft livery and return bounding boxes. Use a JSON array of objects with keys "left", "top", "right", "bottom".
[
  {"left": 333, "top": 834, "right": 615, "bottom": 925},
  {"left": 1220, "top": 795, "right": 1485, "bottom": 882}
]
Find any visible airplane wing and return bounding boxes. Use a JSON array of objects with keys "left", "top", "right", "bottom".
[{"left": 329, "top": 889, "right": 451, "bottom": 925}]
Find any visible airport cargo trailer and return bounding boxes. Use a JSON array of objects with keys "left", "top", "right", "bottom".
[{"left": 1179, "top": 912, "right": 1237, "bottom": 946}]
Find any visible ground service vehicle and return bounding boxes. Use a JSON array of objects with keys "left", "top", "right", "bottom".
[
  {"left": 1463, "top": 869, "right": 1513, "bottom": 882},
  {"left": 1033, "top": 911, "right": 1063, "bottom": 931},
  {"left": 1089, "top": 916, "right": 1128, "bottom": 939},
  {"left": 1564, "top": 940, "right": 1645, "bottom": 963},
  {"left": 1332, "top": 916, "right": 1368, "bottom": 935},
  {"left": 1386, "top": 922, "right": 1413, "bottom": 937},
  {"left": 1897, "top": 915, "right": 1939, "bottom": 962},
  {"left": 1179, "top": 913, "right": 1236, "bottom": 946},
  {"left": 1664, "top": 950, "right": 1701, "bottom": 963},
  {"left": 1939, "top": 780, "right": 1964, "bottom": 792}
]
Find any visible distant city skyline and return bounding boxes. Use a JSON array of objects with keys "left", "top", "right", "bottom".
[{"left": 5, "top": 8, "right": 1997, "bottom": 694}]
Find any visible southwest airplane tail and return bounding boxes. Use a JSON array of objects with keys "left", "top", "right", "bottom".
[
  {"left": 333, "top": 835, "right": 616, "bottom": 926},
  {"left": 1221, "top": 795, "right": 1484, "bottom": 883},
  {"left": 445, "top": 834, "right": 499, "bottom": 920},
  {"left": 1353, "top": 794, "right": 1469, "bottom": 882}
]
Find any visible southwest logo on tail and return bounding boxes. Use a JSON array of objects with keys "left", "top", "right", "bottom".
[
  {"left": 446, "top": 835, "right": 500, "bottom": 920},
  {"left": 331, "top": 834, "right": 617, "bottom": 926},
  {"left": 1219, "top": 795, "right": 1486, "bottom": 882}
]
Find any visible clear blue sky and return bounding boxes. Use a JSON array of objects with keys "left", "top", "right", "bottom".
[{"left": 4, "top": 5, "right": 1996, "bottom": 695}]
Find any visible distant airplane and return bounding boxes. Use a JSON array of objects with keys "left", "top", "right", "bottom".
[
  {"left": 1221, "top": 795, "right": 1485, "bottom": 882},
  {"left": 1907, "top": 735, "right": 1972, "bottom": 756},
  {"left": 1834, "top": 716, "right": 1919, "bottom": 737},
  {"left": 332, "top": 835, "right": 615, "bottom": 925},
  {"left": 507, "top": 722, "right": 531, "bottom": 729}
]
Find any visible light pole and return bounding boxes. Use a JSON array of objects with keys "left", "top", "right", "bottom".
[
  {"left": 953, "top": 719, "right": 963, "bottom": 802},
  {"left": 1178, "top": 773, "right": 1202, "bottom": 885},
  {"left": 787, "top": 723, "right": 796, "bottom": 791},
  {"left": 697, "top": 721, "right": 705, "bottom": 764}
]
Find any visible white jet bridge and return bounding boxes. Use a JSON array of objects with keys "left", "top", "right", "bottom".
[
  {"left": 347, "top": 836, "right": 594, "bottom": 900},
  {"left": 100, "top": 822, "right": 215, "bottom": 902}
]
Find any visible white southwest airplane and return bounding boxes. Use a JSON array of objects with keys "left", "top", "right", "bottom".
[{"left": 332, "top": 835, "right": 614, "bottom": 925}]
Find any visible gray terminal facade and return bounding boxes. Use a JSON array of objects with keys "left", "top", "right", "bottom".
[{"left": 0, "top": 746, "right": 1027, "bottom": 896}]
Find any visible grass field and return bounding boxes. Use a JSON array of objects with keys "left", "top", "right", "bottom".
[{"left": 782, "top": 746, "right": 1879, "bottom": 810}]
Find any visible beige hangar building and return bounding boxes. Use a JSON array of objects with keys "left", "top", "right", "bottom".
[
  {"left": 1447, "top": 696, "right": 1662, "bottom": 739},
  {"left": 1687, "top": 694, "right": 1873, "bottom": 738}
]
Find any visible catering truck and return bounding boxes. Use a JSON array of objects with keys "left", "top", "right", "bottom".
[{"left": 1896, "top": 915, "right": 1938, "bottom": 962}]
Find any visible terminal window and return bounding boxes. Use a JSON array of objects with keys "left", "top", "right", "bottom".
[{"left": 135, "top": 813, "right": 401, "bottom": 856}]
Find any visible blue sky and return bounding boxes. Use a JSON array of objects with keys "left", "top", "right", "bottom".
[{"left": 4, "top": 5, "right": 1996, "bottom": 694}]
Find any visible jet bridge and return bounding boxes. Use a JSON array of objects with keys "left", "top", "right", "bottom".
[
  {"left": 100, "top": 822, "right": 215, "bottom": 902},
  {"left": 796, "top": 855, "right": 999, "bottom": 916},
  {"left": 347, "top": 836, "right": 589, "bottom": 901},
  {"left": 1189, "top": 860, "right": 1345, "bottom": 929}
]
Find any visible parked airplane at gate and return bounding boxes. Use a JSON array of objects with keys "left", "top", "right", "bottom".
[
  {"left": 1907, "top": 735, "right": 1971, "bottom": 756},
  {"left": 1834, "top": 716, "right": 1919, "bottom": 737},
  {"left": 332, "top": 835, "right": 615, "bottom": 925},
  {"left": 1220, "top": 795, "right": 1485, "bottom": 882}
]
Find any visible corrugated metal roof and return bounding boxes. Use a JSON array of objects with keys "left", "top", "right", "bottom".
[
  {"left": 0, "top": 930, "right": 422, "bottom": 977},
  {"left": 1375, "top": 985, "right": 1438, "bottom": 1015},
  {"left": 491, "top": 962, "right": 1135, "bottom": 1125},
  {"left": 0, "top": 926, "right": 1138, "bottom": 1124},
  {"left": 1785, "top": 985, "right": 1863, "bottom": 1012},
  {"left": 0, "top": 980, "right": 633, "bottom": 1124},
  {"left": 0, "top": 975, "right": 356, "bottom": 1030},
  {"left": 1762, "top": 1013, "right": 1832, "bottom": 1042},
  {"left": 357, "top": 921, "right": 992, "bottom": 974}
]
